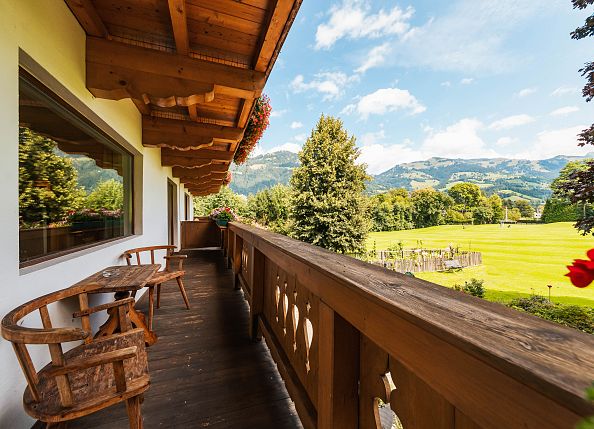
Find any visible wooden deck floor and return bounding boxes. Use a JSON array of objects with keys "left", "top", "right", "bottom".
[{"left": 70, "top": 249, "right": 303, "bottom": 429}]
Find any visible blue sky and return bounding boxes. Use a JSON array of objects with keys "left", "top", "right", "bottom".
[{"left": 257, "top": 0, "right": 594, "bottom": 174}]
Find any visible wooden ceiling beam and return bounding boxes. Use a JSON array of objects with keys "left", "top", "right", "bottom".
[
  {"left": 86, "top": 37, "right": 266, "bottom": 101},
  {"left": 186, "top": 185, "right": 222, "bottom": 196},
  {"left": 253, "top": 0, "right": 296, "bottom": 72},
  {"left": 173, "top": 166, "right": 228, "bottom": 178},
  {"left": 179, "top": 172, "right": 228, "bottom": 184},
  {"left": 65, "top": 0, "right": 108, "bottom": 38},
  {"left": 161, "top": 148, "right": 233, "bottom": 167},
  {"left": 143, "top": 130, "right": 215, "bottom": 151},
  {"left": 143, "top": 116, "right": 244, "bottom": 142},
  {"left": 168, "top": 0, "right": 190, "bottom": 55}
]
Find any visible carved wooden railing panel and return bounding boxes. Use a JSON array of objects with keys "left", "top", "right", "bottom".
[
  {"left": 226, "top": 222, "right": 594, "bottom": 429},
  {"left": 264, "top": 260, "right": 319, "bottom": 408}
]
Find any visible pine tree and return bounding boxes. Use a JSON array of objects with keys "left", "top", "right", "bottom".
[{"left": 290, "top": 115, "right": 370, "bottom": 253}]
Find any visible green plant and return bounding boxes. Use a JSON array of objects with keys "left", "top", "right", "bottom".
[
  {"left": 508, "top": 295, "right": 594, "bottom": 334},
  {"left": 453, "top": 278, "right": 485, "bottom": 298}
]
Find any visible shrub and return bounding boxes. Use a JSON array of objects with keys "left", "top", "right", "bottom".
[
  {"left": 453, "top": 278, "right": 485, "bottom": 298},
  {"left": 508, "top": 296, "right": 594, "bottom": 334}
]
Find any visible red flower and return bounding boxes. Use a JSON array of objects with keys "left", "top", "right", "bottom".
[{"left": 566, "top": 249, "right": 594, "bottom": 288}]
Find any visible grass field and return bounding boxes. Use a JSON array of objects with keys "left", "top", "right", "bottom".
[{"left": 367, "top": 222, "right": 594, "bottom": 307}]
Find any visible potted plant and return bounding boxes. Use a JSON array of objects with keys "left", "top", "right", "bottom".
[{"left": 210, "top": 207, "right": 237, "bottom": 227}]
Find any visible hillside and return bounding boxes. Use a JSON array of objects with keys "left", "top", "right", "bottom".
[
  {"left": 229, "top": 151, "right": 593, "bottom": 203},
  {"left": 230, "top": 151, "right": 299, "bottom": 195}
]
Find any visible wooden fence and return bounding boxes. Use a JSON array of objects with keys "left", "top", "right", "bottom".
[
  {"left": 226, "top": 221, "right": 594, "bottom": 429},
  {"left": 371, "top": 251, "right": 482, "bottom": 273}
]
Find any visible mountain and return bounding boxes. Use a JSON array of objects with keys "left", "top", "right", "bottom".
[
  {"left": 230, "top": 151, "right": 300, "bottom": 195},
  {"left": 229, "top": 151, "right": 594, "bottom": 203}
]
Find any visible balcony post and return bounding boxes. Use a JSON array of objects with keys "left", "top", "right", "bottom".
[
  {"left": 317, "top": 302, "right": 359, "bottom": 429},
  {"left": 232, "top": 232, "right": 243, "bottom": 290},
  {"left": 249, "top": 248, "right": 265, "bottom": 340},
  {"left": 227, "top": 228, "right": 235, "bottom": 269}
]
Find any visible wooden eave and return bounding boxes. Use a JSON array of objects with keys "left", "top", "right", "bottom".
[{"left": 65, "top": 0, "right": 302, "bottom": 195}]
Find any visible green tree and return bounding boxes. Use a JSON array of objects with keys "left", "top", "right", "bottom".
[
  {"left": 19, "top": 127, "right": 85, "bottom": 226},
  {"left": 551, "top": 160, "right": 591, "bottom": 199},
  {"left": 447, "top": 183, "right": 483, "bottom": 212},
  {"left": 508, "top": 207, "right": 522, "bottom": 222},
  {"left": 193, "top": 186, "right": 247, "bottom": 217},
  {"left": 368, "top": 188, "right": 413, "bottom": 231},
  {"left": 488, "top": 194, "right": 504, "bottom": 222},
  {"left": 514, "top": 199, "right": 535, "bottom": 218},
  {"left": 542, "top": 198, "right": 584, "bottom": 223},
  {"left": 247, "top": 184, "right": 291, "bottom": 232},
  {"left": 472, "top": 204, "right": 495, "bottom": 224},
  {"left": 86, "top": 179, "right": 124, "bottom": 211},
  {"left": 290, "top": 115, "right": 370, "bottom": 253},
  {"left": 411, "top": 188, "right": 453, "bottom": 228},
  {"left": 543, "top": 160, "right": 592, "bottom": 224},
  {"left": 559, "top": 1, "right": 594, "bottom": 235}
]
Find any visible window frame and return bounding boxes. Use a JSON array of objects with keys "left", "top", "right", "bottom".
[{"left": 18, "top": 51, "right": 143, "bottom": 270}]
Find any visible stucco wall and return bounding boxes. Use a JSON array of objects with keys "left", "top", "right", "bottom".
[{"left": 0, "top": 1, "right": 191, "bottom": 426}]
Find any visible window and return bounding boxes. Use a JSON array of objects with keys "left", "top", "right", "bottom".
[{"left": 19, "top": 69, "right": 133, "bottom": 265}]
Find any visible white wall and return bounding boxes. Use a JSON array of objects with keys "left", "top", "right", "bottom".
[{"left": 0, "top": 2, "right": 188, "bottom": 426}]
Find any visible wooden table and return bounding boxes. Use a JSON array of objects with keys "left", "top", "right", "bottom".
[{"left": 75, "top": 264, "right": 160, "bottom": 345}]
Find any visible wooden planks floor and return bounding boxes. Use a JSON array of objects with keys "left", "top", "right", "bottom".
[{"left": 69, "top": 249, "right": 303, "bottom": 429}]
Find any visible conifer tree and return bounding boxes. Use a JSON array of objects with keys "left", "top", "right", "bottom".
[{"left": 290, "top": 115, "right": 370, "bottom": 253}]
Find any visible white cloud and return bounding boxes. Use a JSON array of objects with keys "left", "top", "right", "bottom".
[
  {"left": 514, "top": 125, "right": 591, "bottom": 159},
  {"left": 269, "top": 143, "right": 302, "bottom": 154},
  {"left": 551, "top": 86, "right": 579, "bottom": 96},
  {"left": 360, "top": 130, "right": 386, "bottom": 146},
  {"left": 343, "top": 87, "right": 426, "bottom": 119},
  {"left": 290, "top": 72, "right": 357, "bottom": 100},
  {"left": 315, "top": 1, "right": 414, "bottom": 50},
  {"left": 391, "top": 0, "right": 548, "bottom": 73},
  {"left": 357, "top": 118, "right": 502, "bottom": 173},
  {"left": 270, "top": 109, "right": 287, "bottom": 118},
  {"left": 358, "top": 141, "right": 425, "bottom": 174},
  {"left": 355, "top": 43, "right": 390, "bottom": 73},
  {"left": 422, "top": 118, "right": 499, "bottom": 158},
  {"left": 488, "top": 114, "right": 535, "bottom": 130},
  {"left": 293, "top": 133, "right": 307, "bottom": 143},
  {"left": 549, "top": 106, "right": 580, "bottom": 116},
  {"left": 290, "top": 121, "right": 304, "bottom": 129},
  {"left": 495, "top": 137, "right": 517, "bottom": 147},
  {"left": 460, "top": 78, "right": 474, "bottom": 85},
  {"left": 441, "top": 81, "right": 451, "bottom": 87},
  {"left": 516, "top": 87, "right": 536, "bottom": 97}
]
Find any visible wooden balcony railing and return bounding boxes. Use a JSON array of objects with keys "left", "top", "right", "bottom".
[{"left": 225, "top": 221, "right": 594, "bottom": 429}]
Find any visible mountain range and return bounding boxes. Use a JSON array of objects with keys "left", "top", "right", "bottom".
[{"left": 229, "top": 151, "right": 594, "bottom": 203}]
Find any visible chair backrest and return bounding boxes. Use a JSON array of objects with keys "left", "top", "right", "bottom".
[
  {"left": 123, "top": 245, "right": 175, "bottom": 266},
  {"left": 0, "top": 284, "right": 142, "bottom": 410}
]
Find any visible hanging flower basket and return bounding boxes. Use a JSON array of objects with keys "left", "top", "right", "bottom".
[{"left": 234, "top": 95, "right": 271, "bottom": 165}]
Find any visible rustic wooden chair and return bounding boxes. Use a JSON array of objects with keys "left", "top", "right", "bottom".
[
  {"left": 123, "top": 245, "right": 190, "bottom": 331},
  {"left": 0, "top": 284, "right": 150, "bottom": 428}
]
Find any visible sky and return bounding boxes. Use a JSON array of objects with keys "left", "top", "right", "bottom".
[{"left": 257, "top": 0, "right": 594, "bottom": 174}]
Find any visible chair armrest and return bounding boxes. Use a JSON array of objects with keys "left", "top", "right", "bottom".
[
  {"left": 72, "top": 297, "right": 134, "bottom": 318},
  {"left": 164, "top": 254, "right": 187, "bottom": 271},
  {"left": 46, "top": 346, "right": 138, "bottom": 377}
]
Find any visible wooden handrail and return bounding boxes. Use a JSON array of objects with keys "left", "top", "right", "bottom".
[{"left": 228, "top": 221, "right": 594, "bottom": 429}]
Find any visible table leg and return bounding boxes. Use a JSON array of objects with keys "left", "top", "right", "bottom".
[{"left": 94, "top": 291, "right": 158, "bottom": 346}]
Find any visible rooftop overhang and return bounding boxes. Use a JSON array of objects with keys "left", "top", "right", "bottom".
[{"left": 65, "top": 0, "right": 301, "bottom": 195}]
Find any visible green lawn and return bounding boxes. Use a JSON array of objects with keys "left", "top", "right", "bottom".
[{"left": 367, "top": 222, "right": 594, "bottom": 307}]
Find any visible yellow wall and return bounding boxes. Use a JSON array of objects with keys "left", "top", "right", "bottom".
[{"left": 0, "top": 2, "right": 190, "bottom": 426}]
